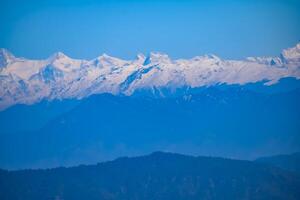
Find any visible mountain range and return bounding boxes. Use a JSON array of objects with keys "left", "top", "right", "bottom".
[
  {"left": 0, "top": 43, "right": 300, "bottom": 169},
  {"left": 1, "top": 43, "right": 300, "bottom": 110}
]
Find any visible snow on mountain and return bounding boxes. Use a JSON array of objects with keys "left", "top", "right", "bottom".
[
  {"left": 0, "top": 48, "right": 16, "bottom": 68},
  {"left": 0, "top": 43, "right": 300, "bottom": 110},
  {"left": 281, "top": 43, "right": 300, "bottom": 64}
]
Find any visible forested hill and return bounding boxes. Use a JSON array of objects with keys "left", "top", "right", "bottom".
[{"left": 1, "top": 152, "right": 300, "bottom": 200}]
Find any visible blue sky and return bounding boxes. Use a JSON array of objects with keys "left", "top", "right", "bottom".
[{"left": 0, "top": 0, "right": 299, "bottom": 60}]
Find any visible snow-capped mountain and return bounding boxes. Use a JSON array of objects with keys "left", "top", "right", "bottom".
[{"left": 0, "top": 43, "right": 300, "bottom": 110}]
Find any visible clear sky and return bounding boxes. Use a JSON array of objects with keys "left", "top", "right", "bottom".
[{"left": 0, "top": 0, "right": 299, "bottom": 60}]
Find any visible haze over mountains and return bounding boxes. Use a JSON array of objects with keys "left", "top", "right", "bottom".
[
  {"left": 0, "top": 43, "right": 300, "bottom": 110},
  {"left": 0, "top": 43, "right": 300, "bottom": 169}
]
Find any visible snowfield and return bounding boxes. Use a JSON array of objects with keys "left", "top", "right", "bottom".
[{"left": 0, "top": 43, "right": 300, "bottom": 110}]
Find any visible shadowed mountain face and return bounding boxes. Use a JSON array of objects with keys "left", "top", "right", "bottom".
[
  {"left": 0, "top": 99, "right": 80, "bottom": 135},
  {"left": 256, "top": 152, "right": 300, "bottom": 174},
  {"left": 0, "top": 152, "right": 300, "bottom": 200},
  {"left": 0, "top": 81, "right": 300, "bottom": 169}
]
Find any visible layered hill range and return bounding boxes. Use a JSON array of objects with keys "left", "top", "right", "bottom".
[{"left": 1, "top": 43, "right": 300, "bottom": 110}]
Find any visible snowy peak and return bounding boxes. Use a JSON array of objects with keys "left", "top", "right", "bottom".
[
  {"left": 49, "top": 52, "right": 75, "bottom": 65},
  {"left": 136, "top": 53, "right": 146, "bottom": 60},
  {"left": 0, "top": 48, "right": 15, "bottom": 68},
  {"left": 201, "top": 54, "right": 220, "bottom": 60},
  {"left": 280, "top": 42, "right": 300, "bottom": 63},
  {"left": 93, "top": 53, "right": 128, "bottom": 67},
  {"left": 53, "top": 51, "right": 67, "bottom": 58},
  {"left": 0, "top": 48, "right": 15, "bottom": 59},
  {"left": 191, "top": 54, "right": 221, "bottom": 63},
  {"left": 47, "top": 52, "right": 85, "bottom": 72},
  {"left": 135, "top": 53, "right": 146, "bottom": 64},
  {"left": 143, "top": 52, "right": 171, "bottom": 65}
]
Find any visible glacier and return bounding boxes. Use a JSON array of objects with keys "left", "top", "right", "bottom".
[{"left": 0, "top": 43, "right": 300, "bottom": 110}]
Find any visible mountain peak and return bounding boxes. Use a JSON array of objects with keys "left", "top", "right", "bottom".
[
  {"left": 206, "top": 54, "right": 220, "bottom": 60},
  {"left": 49, "top": 51, "right": 70, "bottom": 61},
  {"left": 192, "top": 54, "right": 221, "bottom": 61},
  {"left": 133, "top": 53, "right": 146, "bottom": 65},
  {"left": 0, "top": 48, "right": 15, "bottom": 68},
  {"left": 143, "top": 52, "right": 171, "bottom": 65},
  {"left": 280, "top": 43, "right": 300, "bottom": 63},
  {"left": 49, "top": 51, "right": 71, "bottom": 62},
  {"left": 98, "top": 53, "right": 117, "bottom": 60},
  {"left": 94, "top": 53, "right": 127, "bottom": 67},
  {"left": 136, "top": 53, "right": 146, "bottom": 60},
  {"left": 98, "top": 53, "right": 124, "bottom": 62}
]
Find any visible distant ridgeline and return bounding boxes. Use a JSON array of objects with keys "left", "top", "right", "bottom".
[
  {"left": 0, "top": 152, "right": 300, "bottom": 200},
  {"left": 256, "top": 152, "right": 300, "bottom": 174}
]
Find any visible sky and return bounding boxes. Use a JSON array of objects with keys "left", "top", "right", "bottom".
[{"left": 0, "top": 0, "right": 300, "bottom": 60}]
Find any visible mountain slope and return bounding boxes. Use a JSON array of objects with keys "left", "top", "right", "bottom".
[
  {"left": 0, "top": 152, "right": 299, "bottom": 200},
  {"left": 0, "top": 99, "right": 79, "bottom": 135},
  {"left": 256, "top": 152, "right": 300, "bottom": 174},
  {"left": 1, "top": 85, "right": 299, "bottom": 169},
  {"left": 0, "top": 43, "right": 300, "bottom": 110}
]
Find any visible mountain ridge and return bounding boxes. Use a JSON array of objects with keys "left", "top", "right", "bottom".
[
  {"left": 1, "top": 151, "right": 300, "bottom": 200},
  {"left": 1, "top": 43, "right": 300, "bottom": 110},
  {"left": 256, "top": 152, "right": 300, "bottom": 174},
  {"left": 1, "top": 85, "right": 299, "bottom": 169}
]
